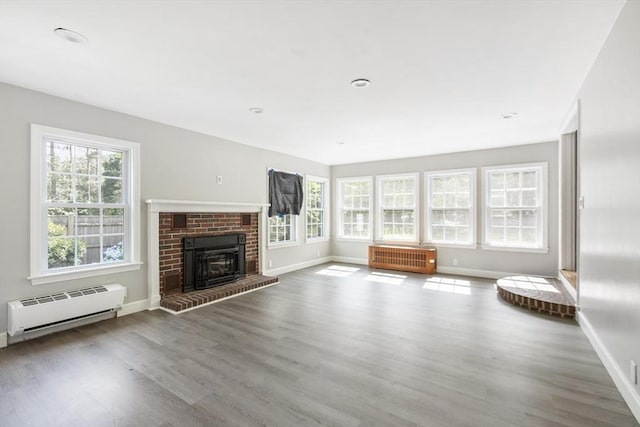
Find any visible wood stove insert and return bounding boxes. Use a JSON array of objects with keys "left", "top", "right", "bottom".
[{"left": 183, "top": 233, "right": 246, "bottom": 292}]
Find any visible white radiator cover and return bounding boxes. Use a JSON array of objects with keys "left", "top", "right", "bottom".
[{"left": 7, "top": 283, "right": 126, "bottom": 336}]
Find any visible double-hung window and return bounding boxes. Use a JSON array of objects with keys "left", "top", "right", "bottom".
[
  {"left": 268, "top": 215, "right": 296, "bottom": 245},
  {"left": 306, "top": 175, "right": 328, "bottom": 241},
  {"left": 336, "top": 177, "right": 373, "bottom": 240},
  {"left": 425, "top": 169, "right": 475, "bottom": 245},
  {"left": 267, "top": 169, "right": 301, "bottom": 247},
  {"left": 377, "top": 173, "right": 418, "bottom": 242},
  {"left": 483, "top": 163, "right": 547, "bottom": 250},
  {"left": 337, "top": 177, "right": 372, "bottom": 240},
  {"left": 30, "top": 125, "right": 140, "bottom": 284}
]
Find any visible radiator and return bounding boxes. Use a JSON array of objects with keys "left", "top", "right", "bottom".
[
  {"left": 368, "top": 245, "right": 436, "bottom": 274},
  {"left": 7, "top": 284, "right": 126, "bottom": 338}
]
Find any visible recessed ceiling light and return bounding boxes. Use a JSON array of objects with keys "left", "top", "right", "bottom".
[
  {"left": 351, "top": 78, "right": 370, "bottom": 88},
  {"left": 336, "top": 141, "right": 345, "bottom": 145},
  {"left": 501, "top": 112, "right": 518, "bottom": 119},
  {"left": 53, "top": 27, "right": 88, "bottom": 44},
  {"left": 248, "top": 107, "right": 264, "bottom": 114}
]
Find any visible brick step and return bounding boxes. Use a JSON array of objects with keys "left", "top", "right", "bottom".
[
  {"left": 496, "top": 276, "right": 576, "bottom": 319},
  {"left": 161, "top": 274, "right": 278, "bottom": 312}
]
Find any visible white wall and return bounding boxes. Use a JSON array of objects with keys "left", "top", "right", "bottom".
[
  {"left": 0, "top": 83, "right": 330, "bottom": 333},
  {"left": 575, "top": 0, "right": 640, "bottom": 419},
  {"left": 331, "top": 142, "right": 559, "bottom": 277}
]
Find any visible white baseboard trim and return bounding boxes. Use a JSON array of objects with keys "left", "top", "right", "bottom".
[
  {"left": 578, "top": 311, "right": 640, "bottom": 422},
  {"left": 557, "top": 272, "right": 578, "bottom": 301},
  {"left": 0, "top": 332, "right": 7, "bottom": 348},
  {"left": 436, "top": 266, "right": 515, "bottom": 279},
  {"left": 331, "top": 259, "right": 530, "bottom": 280},
  {"left": 330, "top": 256, "right": 368, "bottom": 265},
  {"left": 263, "top": 256, "right": 332, "bottom": 276},
  {"left": 119, "top": 298, "right": 150, "bottom": 316},
  {"left": 148, "top": 294, "right": 162, "bottom": 310},
  {"left": 161, "top": 281, "right": 279, "bottom": 315}
]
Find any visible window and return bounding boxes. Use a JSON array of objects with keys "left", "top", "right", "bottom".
[
  {"left": 306, "top": 175, "right": 328, "bottom": 240},
  {"left": 30, "top": 124, "right": 140, "bottom": 284},
  {"left": 268, "top": 215, "right": 296, "bottom": 245},
  {"left": 377, "top": 173, "right": 418, "bottom": 241},
  {"left": 337, "top": 177, "right": 372, "bottom": 240},
  {"left": 483, "top": 163, "right": 547, "bottom": 250},
  {"left": 425, "top": 169, "right": 475, "bottom": 245}
]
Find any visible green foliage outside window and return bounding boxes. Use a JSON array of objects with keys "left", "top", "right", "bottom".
[
  {"left": 306, "top": 180, "right": 325, "bottom": 238},
  {"left": 47, "top": 221, "right": 86, "bottom": 268}
]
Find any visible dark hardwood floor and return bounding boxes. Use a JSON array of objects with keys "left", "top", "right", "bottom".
[{"left": 0, "top": 263, "right": 637, "bottom": 426}]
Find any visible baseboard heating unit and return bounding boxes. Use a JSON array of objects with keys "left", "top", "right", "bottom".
[
  {"left": 7, "top": 284, "right": 126, "bottom": 344},
  {"left": 368, "top": 245, "right": 437, "bottom": 274}
]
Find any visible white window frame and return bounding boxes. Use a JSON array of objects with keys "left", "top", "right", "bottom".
[
  {"left": 424, "top": 168, "right": 477, "bottom": 247},
  {"left": 336, "top": 176, "right": 373, "bottom": 241},
  {"left": 376, "top": 172, "right": 419, "bottom": 243},
  {"left": 29, "top": 124, "right": 141, "bottom": 285},
  {"left": 266, "top": 167, "right": 301, "bottom": 249},
  {"left": 305, "top": 175, "right": 329, "bottom": 242},
  {"left": 481, "top": 162, "right": 548, "bottom": 253},
  {"left": 268, "top": 214, "right": 297, "bottom": 248}
]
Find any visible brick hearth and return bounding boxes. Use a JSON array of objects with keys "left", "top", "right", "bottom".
[{"left": 161, "top": 274, "right": 278, "bottom": 312}]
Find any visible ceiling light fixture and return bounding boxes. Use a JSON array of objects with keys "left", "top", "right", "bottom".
[
  {"left": 501, "top": 112, "right": 518, "bottom": 119},
  {"left": 53, "top": 27, "right": 88, "bottom": 44},
  {"left": 351, "top": 78, "right": 370, "bottom": 88},
  {"left": 336, "top": 141, "right": 345, "bottom": 145},
  {"left": 248, "top": 107, "right": 264, "bottom": 114}
]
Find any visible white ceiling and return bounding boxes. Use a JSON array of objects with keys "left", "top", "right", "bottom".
[{"left": 0, "top": 0, "right": 625, "bottom": 165}]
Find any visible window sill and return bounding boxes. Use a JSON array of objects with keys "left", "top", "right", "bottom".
[
  {"left": 305, "top": 237, "right": 330, "bottom": 244},
  {"left": 29, "top": 262, "right": 143, "bottom": 286},
  {"left": 374, "top": 240, "right": 420, "bottom": 246},
  {"left": 335, "top": 237, "right": 373, "bottom": 243},
  {"left": 480, "top": 245, "right": 549, "bottom": 254},
  {"left": 267, "top": 241, "right": 301, "bottom": 250},
  {"left": 424, "top": 242, "right": 478, "bottom": 249}
]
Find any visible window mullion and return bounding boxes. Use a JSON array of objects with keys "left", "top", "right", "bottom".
[
  {"left": 98, "top": 148, "right": 103, "bottom": 204},
  {"left": 99, "top": 207, "right": 104, "bottom": 263}
]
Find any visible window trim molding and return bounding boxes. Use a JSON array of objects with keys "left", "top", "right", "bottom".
[
  {"left": 335, "top": 176, "right": 374, "bottom": 241},
  {"left": 376, "top": 172, "right": 420, "bottom": 242},
  {"left": 481, "top": 162, "right": 548, "bottom": 251},
  {"left": 29, "top": 124, "right": 141, "bottom": 285},
  {"left": 479, "top": 244, "right": 549, "bottom": 254},
  {"left": 267, "top": 240, "right": 301, "bottom": 249},
  {"left": 425, "top": 242, "right": 478, "bottom": 250},
  {"left": 305, "top": 174, "right": 330, "bottom": 243},
  {"left": 424, "top": 168, "right": 477, "bottom": 245}
]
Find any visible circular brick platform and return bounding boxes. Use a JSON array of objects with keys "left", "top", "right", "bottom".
[{"left": 497, "top": 276, "right": 576, "bottom": 319}]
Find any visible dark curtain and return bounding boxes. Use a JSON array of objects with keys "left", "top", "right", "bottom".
[{"left": 268, "top": 170, "right": 304, "bottom": 217}]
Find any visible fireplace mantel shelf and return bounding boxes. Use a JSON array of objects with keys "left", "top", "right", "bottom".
[{"left": 146, "top": 199, "right": 269, "bottom": 213}]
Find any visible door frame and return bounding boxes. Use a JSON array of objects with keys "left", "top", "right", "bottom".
[{"left": 559, "top": 100, "right": 581, "bottom": 301}]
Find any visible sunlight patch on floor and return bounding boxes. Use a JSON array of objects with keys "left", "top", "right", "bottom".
[
  {"left": 316, "top": 265, "right": 360, "bottom": 277},
  {"left": 364, "top": 271, "right": 407, "bottom": 285},
  {"left": 498, "top": 276, "right": 560, "bottom": 293},
  {"left": 423, "top": 277, "right": 472, "bottom": 295}
]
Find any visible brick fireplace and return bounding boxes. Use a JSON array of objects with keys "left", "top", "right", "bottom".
[
  {"left": 158, "top": 212, "right": 258, "bottom": 295},
  {"left": 146, "top": 200, "right": 273, "bottom": 311}
]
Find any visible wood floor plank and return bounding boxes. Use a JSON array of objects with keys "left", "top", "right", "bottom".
[{"left": 0, "top": 263, "right": 637, "bottom": 426}]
